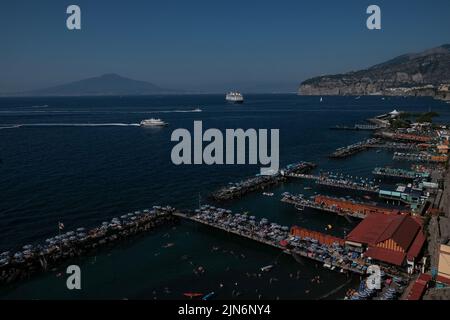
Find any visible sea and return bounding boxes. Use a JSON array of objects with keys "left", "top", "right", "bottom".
[{"left": 0, "top": 94, "right": 449, "bottom": 300}]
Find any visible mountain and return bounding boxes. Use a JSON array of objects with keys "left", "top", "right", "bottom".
[
  {"left": 11, "top": 74, "right": 178, "bottom": 96},
  {"left": 298, "top": 44, "right": 450, "bottom": 100}
]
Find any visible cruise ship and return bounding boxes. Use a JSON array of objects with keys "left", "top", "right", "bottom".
[
  {"left": 140, "top": 118, "right": 168, "bottom": 127},
  {"left": 225, "top": 91, "right": 244, "bottom": 103}
]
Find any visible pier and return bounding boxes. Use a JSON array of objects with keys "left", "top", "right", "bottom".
[
  {"left": 330, "top": 124, "right": 381, "bottom": 131},
  {"left": 393, "top": 152, "right": 448, "bottom": 163},
  {"left": 210, "top": 162, "right": 316, "bottom": 201},
  {"left": 286, "top": 172, "right": 379, "bottom": 194},
  {"left": 330, "top": 138, "right": 380, "bottom": 159},
  {"left": 281, "top": 193, "right": 367, "bottom": 219},
  {"left": 316, "top": 176, "right": 379, "bottom": 193},
  {"left": 0, "top": 206, "right": 177, "bottom": 285},
  {"left": 174, "top": 205, "right": 368, "bottom": 275},
  {"left": 281, "top": 192, "right": 408, "bottom": 219},
  {"left": 376, "top": 132, "right": 433, "bottom": 143},
  {"left": 373, "top": 167, "right": 430, "bottom": 180},
  {"left": 367, "top": 142, "right": 420, "bottom": 151}
]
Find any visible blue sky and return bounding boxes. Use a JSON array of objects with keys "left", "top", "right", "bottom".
[{"left": 1, "top": 0, "right": 450, "bottom": 93}]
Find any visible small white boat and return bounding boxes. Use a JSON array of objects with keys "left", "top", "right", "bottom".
[
  {"left": 261, "top": 265, "right": 273, "bottom": 272},
  {"left": 140, "top": 118, "right": 168, "bottom": 127},
  {"left": 193, "top": 107, "right": 202, "bottom": 112},
  {"left": 262, "top": 192, "right": 274, "bottom": 197},
  {"left": 320, "top": 97, "right": 323, "bottom": 102}
]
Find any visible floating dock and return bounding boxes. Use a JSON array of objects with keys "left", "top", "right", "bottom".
[{"left": 210, "top": 162, "right": 316, "bottom": 201}]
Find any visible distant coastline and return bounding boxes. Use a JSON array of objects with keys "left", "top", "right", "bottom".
[{"left": 298, "top": 44, "right": 450, "bottom": 101}]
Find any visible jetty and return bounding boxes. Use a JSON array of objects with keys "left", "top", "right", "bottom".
[
  {"left": 210, "top": 162, "right": 316, "bottom": 201},
  {"left": 373, "top": 167, "right": 430, "bottom": 181},
  {"left": 367, "top": 142, "right": 419, "bottom": 151},
  {"left": 174, "top": 205, "right": 368, "bottom": 274},
  {"left": 0, "top": 206, "right": 177, "bottom": 285},
  {"left": 286, "top": 172, "right": 379, "bottom": 194},
  {"left": 330, "top": 138, "right": 380, "bottom": 159},
  {"left": 393, "top": 152, "right": 448, "bottom": 163},
  {"left": 330, "top": 124, "right": 381, "bottom": 131},
  {"left": 376, "top": 132, "right": 433, "bottom": 143}
]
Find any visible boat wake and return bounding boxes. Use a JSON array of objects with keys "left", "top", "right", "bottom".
[
  {"left": 0, "top": 123, "right": 140, "bottom": 129},
  {"left": 0, "top": 108, "right": 202, "bottom": 115}
]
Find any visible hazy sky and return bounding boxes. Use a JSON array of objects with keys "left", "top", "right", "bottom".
[{"left": 1, "top": 0, "right": 450, "bottom": 93}]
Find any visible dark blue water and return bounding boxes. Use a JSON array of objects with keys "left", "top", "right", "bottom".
[{"left": 0, "top": 94, "right": 448, "bottom": 299}]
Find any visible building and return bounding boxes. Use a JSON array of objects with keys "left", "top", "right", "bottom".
[
  {"left": 314, "top": 195, "right": 405, "bottom": 217},
  {"left": 437, "top": 244, "right": 450, "bottom": 283},
  {"left": 379, "top": 184, "right": 425, "bottom": 210},
  {"left": 345, "top": 213, "right": 426, "bottom": 273},
  {"left": 437, "top": 144, "right": 449, "bottom": 154}
]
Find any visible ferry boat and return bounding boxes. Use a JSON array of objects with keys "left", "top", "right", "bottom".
[
  {"left": 226, "top": 91, "right": 244, "bottom": 103},
  {"left": 140, "top": 118, "right": 168, "bottom": 127}
]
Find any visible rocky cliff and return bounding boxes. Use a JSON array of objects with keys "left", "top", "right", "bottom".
[{"left": 298, "top": 44, "right": 450, "bottom": 99}]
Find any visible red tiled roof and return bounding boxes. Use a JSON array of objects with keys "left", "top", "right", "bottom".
[
  {"left": 346, "top": 213, "right": 421, "bottom": 251},
  {"left": 436, "top": 275, "right": 450, "bottom": 286},
  {"left": 346, "top": 213, "right": 397, "bottom": 244},
  {"left": 407, "top": 231, "right": 426, "bottom": 261},
  {"left": 364, "top": 247, "right": 406, "bottom": 266},
  {"left": 383, "top": 215, "right": 420, "bottom": 250},
  {"left": 407, "top": 274, "right": 430, "bottom": 300}
]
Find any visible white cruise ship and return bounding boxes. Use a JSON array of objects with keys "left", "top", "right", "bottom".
[
  {"left": 225, "top": 91, "right": 244, "bottom": 103},
  {"left": 140, "top": 118, "right": 168, "bottom": 127}
]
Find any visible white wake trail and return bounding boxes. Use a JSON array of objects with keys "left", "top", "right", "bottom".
[{"left": 0, "top": 123, "right": 140, "bottom": 129}]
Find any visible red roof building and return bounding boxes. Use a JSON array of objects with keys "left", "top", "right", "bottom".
[
  {"left": 345, "top": 213, "right": 426, "bottom": 268},
  {"left": 406, "top": 274, "right": 432, "bottom": 300}
]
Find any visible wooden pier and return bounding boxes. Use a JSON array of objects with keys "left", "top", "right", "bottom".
[{"left": 173, "top": 212, "right": 365, "bottom": 274}]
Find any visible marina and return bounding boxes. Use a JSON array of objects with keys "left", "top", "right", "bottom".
[{"left": 1, "top": 100, "right": 449, "bottom": 300}]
